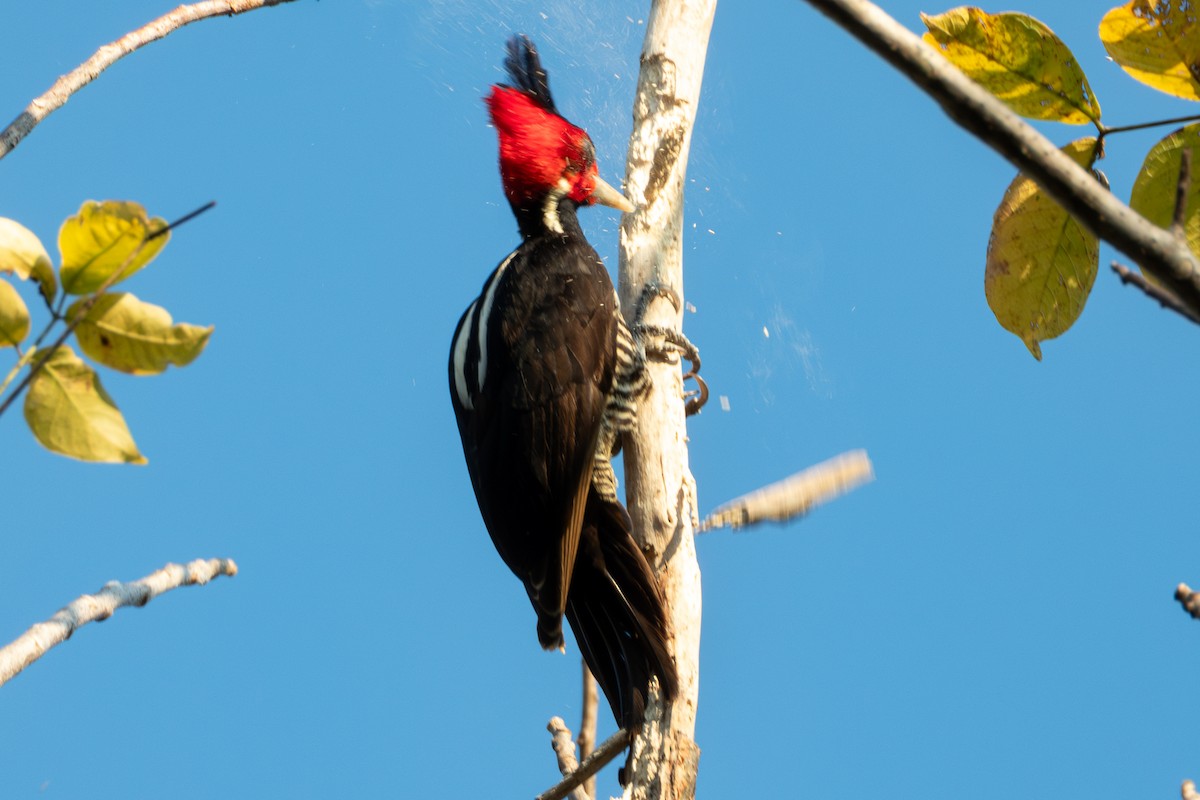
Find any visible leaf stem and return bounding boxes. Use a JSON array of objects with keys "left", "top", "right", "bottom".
[
  {"left": 38, "top": 285, "right": 56, "bottom": 317},
  {"left": 1172, "top": 148, "right": 1192, "bottom": 238},
  {"left": 29, "top": 313, "right": 60, "bottom": 350},
  {"left": 0, "top": 347, "right": 36, "bottom": 399}
]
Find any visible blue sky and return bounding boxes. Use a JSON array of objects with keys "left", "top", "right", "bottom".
[{"left": 2, "top": 1, "right": 1198, "bottom": 797}]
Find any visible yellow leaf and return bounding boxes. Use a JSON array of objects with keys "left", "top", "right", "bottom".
[
  {"left": 922, "top": 7, "right": 1101, "bottom": 124},
  {"left": 0, "top": 279, "right": 31, "bottom": 348},
  {"left": 985, "top": 138, "right": 1101, "bottom": 360},
  {"left": 1100, "top": 0, "right": 1200, "bottom": 101},
  {"left": 0, "top": 278, "right": 31, "bottom": 347},
  {"left": 68, "top": 293, "right": 213, "bottom": 375},
  {"left": 1130, "top": 124, "right": 1200, "bottom": 279},
  {"left": 59, "top": 200, "right": 169, "bottom": 296},
  {"left": 23, "top": 345, "right": 146, "bottom": 464},
  {"left": 0, "top": 217, "right": 57, "bottom": 303}
]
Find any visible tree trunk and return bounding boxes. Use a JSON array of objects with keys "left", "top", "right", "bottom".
[{"left": 618, "top": 1, "right": 716, "bottom": 797}]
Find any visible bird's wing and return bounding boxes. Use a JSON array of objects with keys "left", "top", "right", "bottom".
[{"left": 450, "top": 240, "right": 618, "bottom": 647}]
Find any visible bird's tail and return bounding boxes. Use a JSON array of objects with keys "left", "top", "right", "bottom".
[{"left": 565, "top": 490, "right": 678, "bottom": 733}]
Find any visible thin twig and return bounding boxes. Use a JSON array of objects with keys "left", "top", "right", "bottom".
[
  {"left": 546, "top": 717, "right": 590, "bottom": 800},
  {"left": 800, "top": 0, "right": 1200, "bottom": 322},
  {"left": 0, "top": 1, "right": 299, "bottom": 160},
  {"left": 577, "top": 663, "right": 598, "bottom": 800},
  {"left": 30, "top": 291, "right": 69, "bottom": 350},
  {"left": 700, "top": 450, "right": 875, "bottom": 532},
  {"left": 1099, "top": 113, "right": 1200, "bottom": 139},
  {"left": 0, "top": 201, "right": 215, "bottom": 419},
  {"left": 536, "top": 728, "right": 629, "bottom": 800},
  {"left": 0, "top": 558, "right": 238, "bottom": 688},
  {"left": 149, "top": 201, "right": 216, "bottom": 241},
  {"left": 1111, "top": 263, "right": 1200, "bottom": 324},
  {"left": 1175, "top": 583, "right": 1200, "bottom": 621}
]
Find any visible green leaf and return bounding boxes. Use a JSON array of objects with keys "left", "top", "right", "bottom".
[
  {"left": 985, "top": 138, "right": 1101, "bottom": 360},
  {"left": 0, "top": 279, "right": 31, "bottom": 348},
  {"left": 1130, "top": 123, "right": 1200, "bottom": 276},
  {"left": 59, "top": 200, "right": 169, "bottom": 296},
  {"left": 1100, "top": 0, "right": 1200, "bottom": 101},
  {"left": 68, "top": 293, "right": 213, "bottom": 375},
  {"left": 0, "top": 217, "right": 57, "bottom": 303},
  {"left": 23, "top": 344, "right": 146, "bottom": 464},
  {"left": 921, "top": 7, "right": 1101, "bottom": 124}
]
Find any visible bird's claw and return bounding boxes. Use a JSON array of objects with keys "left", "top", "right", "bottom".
[{"left": 630, "top": 284, "right": 708, "bottom": 416}]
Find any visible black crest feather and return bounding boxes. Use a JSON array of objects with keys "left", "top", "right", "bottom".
[{"left": 504, "top": 34, "right": 557, "bottom": 113}]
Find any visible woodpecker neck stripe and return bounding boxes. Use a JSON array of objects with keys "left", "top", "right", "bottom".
[
  {"left": 451, "top": 249, "right": 518, "bottom": 411},
  {"left": 474, "top": 250, "right": 517, "bottom": 395},
  {"left": 451, "top": 299, "right": 478, "bottom": 410},
  {"left": 541, "top": 178, "right": 571, "bottom": 236}
]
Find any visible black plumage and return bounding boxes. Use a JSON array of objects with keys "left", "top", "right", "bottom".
[{"left": 503, "top": 33, "right": 557, "bottom": 113}]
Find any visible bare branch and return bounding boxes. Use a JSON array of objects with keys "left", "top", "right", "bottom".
[
  {"left": 800, "top": 0, "right": 1200, "bottom": 321},
  {"left": 578, "top": 663, "right": 599, "bottom": 800},
  {"left": 537, "top": 728, "right": 630, "bottom": 800},
  {"left": 1176, "top": 583, "right": 1200, "bottom": 621},
  {"left": 1111, "top": 263, "right": 1200, "bottom": 324},
  {"left": 0, "top": 0, "right": 299, "bottom": 160},
  {"left": 546, "top": 717, "right": 591, "bottom": 800},
  {"left": 0, "top": 558, "right": 238, "bottom": 688},
  {"left": 700, "top": 450, "right": 875, "bottom": 532}
]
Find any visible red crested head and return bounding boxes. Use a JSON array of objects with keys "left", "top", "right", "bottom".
[
  {"left": 485, "top": 36, "right": 634, "bottom": 223},
  {"left": 486, "top": 86, "right": 603, "bottom": 210}
]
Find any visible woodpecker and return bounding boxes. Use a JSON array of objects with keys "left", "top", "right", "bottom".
[{"left": 449, "top": 36, "right": 678, "bottom": 736}]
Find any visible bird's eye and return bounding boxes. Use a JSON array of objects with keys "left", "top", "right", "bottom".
[{"left": 565, "top": 139, "right": 596, "bottom": 174}]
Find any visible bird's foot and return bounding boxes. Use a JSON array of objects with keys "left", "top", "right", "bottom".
[{"left": 630, "top": 284, "right": 708, "bottom": 416}]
